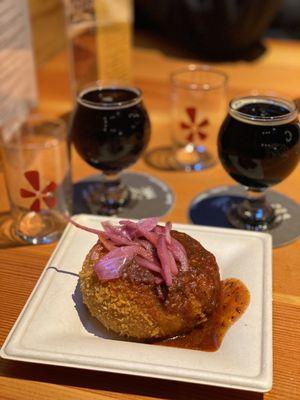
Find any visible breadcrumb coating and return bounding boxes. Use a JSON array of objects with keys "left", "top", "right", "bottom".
[{"left": 79, "top": 230, "right": 221, "bottom": 340}]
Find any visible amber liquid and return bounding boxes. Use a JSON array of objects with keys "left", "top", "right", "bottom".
[{"left": 157, "top": 278, "right": 250, "bottom": 351}]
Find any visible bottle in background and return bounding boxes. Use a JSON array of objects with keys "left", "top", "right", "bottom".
[{"left": 64, "top": 0, "right": 133, "bottom": 96}]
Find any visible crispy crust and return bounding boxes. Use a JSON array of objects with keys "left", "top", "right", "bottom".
[{"left": 79, "top": 230, "right": 221, "bottom": 340}]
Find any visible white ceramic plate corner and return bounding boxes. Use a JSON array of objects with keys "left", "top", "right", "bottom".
[{"left": 0, "top": 214, "right": 273, "bottom": 392}]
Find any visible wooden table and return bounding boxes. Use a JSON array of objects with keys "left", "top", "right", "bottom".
[{"left": 1, "top": 39, "right": 299, "bottom": 400}]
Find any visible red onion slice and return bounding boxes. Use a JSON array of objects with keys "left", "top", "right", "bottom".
[
  {"left": 102, "top": 221, "right": 131, "bottom": 240},
  {"left": 94, "top": 256, "right": 126, "bottom": 280},
  {"left": 154, "top": 226, "right": 164, "bottom": 235},
  {"left": 135, "top": 256, "right": 162, "bottom": 274},
  {"left": 137, "top": 228, "right": 158, "bottom": 246},
  {"left": 156, "top": 235, "right": 172, "bottom": 286},
  {"left": 138, "top": 217, "right": 159, "bottom": 231},
  {"left": 94, "top": 245, "right": 138, "bottom": 280},
  {"left": 154, "top": 223, "right": 171, "bottom": 245},
  {"left": 68, "top": 219, "right": 102, "bottom": 235},
  {"left": 119, "top": 220, "right": 137, "bottom": 231},
  {"left": 169, "top": 237, "right": 188, "bottom": 271},
  {"left": 137, "top": 238, "right": 153, "bottom": 251},
  {"left": 168, "top": 250, "right": 179, "bottom": 275},
  {"left": 120, "top": 219, "right": 159, "bottom": 241},
  {"left": 98, "top": 232, "right": 116, "bottom": 251},
  {"left": 118, "top": 220, "right": 139, "bottom": 239},
  {"left": 103, "top": 231, "right": 133, "bottom": 246},
  {"left": 135, "top": 245, "right": 154, "bottom": 261},
  {"left": 136, "top": 239, "right": 157, "bottom": 261}
]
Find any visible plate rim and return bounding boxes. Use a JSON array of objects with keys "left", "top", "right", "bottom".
[{"left": 0, "top": 214, "right": 273, "bottom": 392}]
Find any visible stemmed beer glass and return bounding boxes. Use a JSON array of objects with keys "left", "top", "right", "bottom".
[
  {"left": 70, "top": 84, "right": 151, "bottom": 215},
  {"left": 218, "top": 95, "right": 299, "bottom": 231}
]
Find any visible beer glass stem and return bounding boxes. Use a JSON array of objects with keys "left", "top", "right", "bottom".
[
  {"left": 228, "top": 189, "right": 277, "bottom": 231},
  {"left": 103, "top": 172, "right": 130, "bottom": 203},
  {"left": 86, "top": 172, "right": 131, "bottom": 215}
]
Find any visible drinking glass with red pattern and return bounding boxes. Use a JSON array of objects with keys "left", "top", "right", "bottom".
[{"left": 170, "top": 65, "right": 228, "bottom": 171}]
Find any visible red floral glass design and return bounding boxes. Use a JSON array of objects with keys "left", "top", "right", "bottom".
[
  {"left": 180, "top": 107, "right": 209, "bottom": 143},
  {"left": 20, "top": 170, "right": 57, "bottom": 212}
]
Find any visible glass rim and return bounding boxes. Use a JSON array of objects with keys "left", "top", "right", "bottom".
[
  {"left": 229, "top": 95, "right": 299, "bottom": 125},
  {"left": 170, "top": 64, "right": 228, "bottom": 91},
  {"left": 77, "top": 85, "right": 143, "bottom": 110},
  {"left": 0, "top": 113, "right": 66, "bottom": 150}
]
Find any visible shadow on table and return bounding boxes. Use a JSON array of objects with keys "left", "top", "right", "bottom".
[
  {"left": 144, "top": 146, "right": 179, "bottom": 171},
  {"left": 0, "top": 358, "right": 264, "bottom": 400}
]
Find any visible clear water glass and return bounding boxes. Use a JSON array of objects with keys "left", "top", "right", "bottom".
[
  {"left": 170, "top": 65, "right": 228, "bottom": 171},
  {"left": 0, "top": 114, "right": 72, "bottom": 244}
]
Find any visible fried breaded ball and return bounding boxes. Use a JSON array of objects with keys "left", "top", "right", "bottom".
[{"left": 79, "top": 231, "right": 221, "bottom": 340}]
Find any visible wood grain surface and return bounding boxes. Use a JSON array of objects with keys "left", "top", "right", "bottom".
[{"left": 0, "top": 39, "right": 300, "bottom": 399}]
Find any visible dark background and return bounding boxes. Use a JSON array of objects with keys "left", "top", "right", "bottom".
[{"left": 134, "top": 0, "right": 300, "bottom": 61}]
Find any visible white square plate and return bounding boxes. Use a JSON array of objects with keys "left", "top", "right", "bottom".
[{"left": 1, "top": 214, "right": 272, "bottom": 392}]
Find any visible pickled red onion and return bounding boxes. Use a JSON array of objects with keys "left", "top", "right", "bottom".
[
  {"left": 69, "top": 217, "right": 189, "bottom": 285},
  {"left": 98, "top": 232, "right": 115, "bottom": 251},
  {"left": 135, "top": 256, "right": 162, "bottom": 274},
  {"left": 94, "top": 245, "right": 138, "bottom": 280},
  {"left": 68, "top": 218, "right": 101, "bottom": 235},
  {"left": 156, "top": 235, "right": 173, "bottom": 286},
  {"left": 169, "top": 237, "right": 188, "bottom": 271}
]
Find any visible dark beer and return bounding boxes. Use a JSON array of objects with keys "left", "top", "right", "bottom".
[
  {"left": 71, "top": 87, "right": 150, "bottom": 173},
  {"left": 218, "top": 97, "right": 299, "bottom": 189}
]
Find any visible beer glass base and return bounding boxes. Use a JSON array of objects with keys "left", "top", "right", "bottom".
[
  {"left": 227, "top": 201, "right": 280, "bottom": 231},
  {"left": 173, "top": 148, "right": 216, "bottom": 172},
  {"left": 83, "top": 179, "right": 131, "bottom": 216},
  {"left": 189, "top": 185, "right": 300, "bottom": 247},
  {"left": 14, "top": 211, "right": 67, "bottom": 244},
  {"left": 73, "top": 171, "right": 174, "bottom": 218}
]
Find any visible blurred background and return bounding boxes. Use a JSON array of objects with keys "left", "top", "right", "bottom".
[{"left": 29, "top": 0, "right": 300, "bottom": 67}]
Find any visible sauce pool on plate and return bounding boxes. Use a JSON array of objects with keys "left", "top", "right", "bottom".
[{"left": 157, "top": 278, "right": 250, "bottom": 351}]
